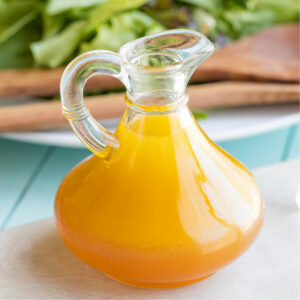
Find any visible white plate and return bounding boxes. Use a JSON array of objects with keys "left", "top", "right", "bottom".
[{"left": 2, "top": 103, "right": 299, "bottom": 147}]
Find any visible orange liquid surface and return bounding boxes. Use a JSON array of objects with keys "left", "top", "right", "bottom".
[{"left": 55, "top": 107, "right": 263, "bottom": 288}]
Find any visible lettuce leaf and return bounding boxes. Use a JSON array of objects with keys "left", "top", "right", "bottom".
[
  {"left": 88, "top": 0, "right": 149, "bottom": 26},
  {"left": 46, "top": 0, "right": 106, "bottom": 15},
  {"left": 0, "top": 20, "right": 40, "bottom": 68},
  {"left": 0, "top": 0, "right": 41, "bottom": 68},
  {"left": 0, "top": 0, "right": 41, "bottom": 43},
  {"left": 81, "top": 11, "right": 164, "bottom": 53},
  {"left": 29, "top": 0, "right": 151, "bottom": 67},
  {"left": 192, "top": 109, "right": 207, "bottom": 120},
  {"left": 30, "top": 21, "right": 86, "bottom": 68},
  {"left": 42, "top": 13, "right": 66, "bottom": 39},
  {"left": 0, "top": 10, "right": 38, "bottom": 43},
  {"left": 220, "top": 0, "right": 299, "bottom": 39},
  {"left": 176, "top": 0, "right": 222, "bottom": 12},
  {"left": 177, "top": 0, "right": 299, "bottom": 40}
]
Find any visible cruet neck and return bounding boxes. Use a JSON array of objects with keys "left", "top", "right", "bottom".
[
  {"left": 59, "top": 29, "right": 214, "bottom": 155},
  {"left": 119, "top": 29, "right": 214, "bottom": 107}
]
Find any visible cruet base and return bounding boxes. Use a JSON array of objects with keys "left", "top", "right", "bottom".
[{"left": 104, "top": 272, "right": 214, "bottom": 289}]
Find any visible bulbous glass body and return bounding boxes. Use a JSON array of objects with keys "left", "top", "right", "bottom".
[{"left": 55, "top": 103, "right": 263, "bottom": 288}]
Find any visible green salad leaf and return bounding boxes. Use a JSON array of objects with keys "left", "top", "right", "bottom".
[
  {"left": 217, "top": 0, "right": 300, "bottom": 39},
  {"left": 29, "top": 0, "right": 152, "bottom": 67},
  {"left": 177, "top": 0, "right": 222, "bottom": 12},
  {"left": 46, "top": 0, "right": 106, "bottom": 15},
  {"left": 177, "top": 0, "right": 299, "bottom": 40},
  {"left": 42, "top": 13, "right": 66, "bottom": 39},
  {"left": 0, "top": 0, "right": 41, "bottom": 43},
  {"left": 88, "top": 0, "right": 149, "bottom": 25},
  {"left": 192, "top": 109, "right": 207, "bottom": 121},
  {"left": 30, "top": 21, "right": 86, "bottom": 68},
  {"left": 0, "top": 10, "right": 38, "bottom": 43},
  {"left": 0, "top": 19, "right": 40, "bottom": 68},
  {"left": 0, "top": 0, "right": 41, "bottom": 68},
  {"left": 81, "top": 11, "right": 164, "bottom": 53}
]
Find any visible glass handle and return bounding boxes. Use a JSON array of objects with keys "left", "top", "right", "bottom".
[{"left": 60, "top": 50, "right": 122, "bottom": 155}]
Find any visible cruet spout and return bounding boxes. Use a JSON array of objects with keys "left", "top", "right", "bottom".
[{"left": 119, "top": 29, "right": 214, "bottom": 100}]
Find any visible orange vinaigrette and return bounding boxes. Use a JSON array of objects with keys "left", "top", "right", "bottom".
[
  {"left": 55, "top": 105, "right": 263, "bottom": 288},
  {"left": 57, "top": 29, "right": 263, "bottom": 288}
]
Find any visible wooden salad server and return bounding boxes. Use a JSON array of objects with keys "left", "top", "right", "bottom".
[{"left": 0, "top": 81, "right": 298, "bottom": 132}]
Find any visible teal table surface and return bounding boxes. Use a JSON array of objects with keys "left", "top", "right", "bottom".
[{"left": 0, "top": 124, "right": 299, "bottom": 230}]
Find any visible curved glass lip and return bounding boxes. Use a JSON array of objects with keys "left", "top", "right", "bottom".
[{"left": 119, "top": 29, "right": 214, "bottom": 73}]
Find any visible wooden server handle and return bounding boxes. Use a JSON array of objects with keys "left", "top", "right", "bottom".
[{"left": 0, "top": 81, "right": 298, "bottom": 132}]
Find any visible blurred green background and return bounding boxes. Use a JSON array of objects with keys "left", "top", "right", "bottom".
[{"left": 0, "top": 0, "right": 299, "bottom": 68}]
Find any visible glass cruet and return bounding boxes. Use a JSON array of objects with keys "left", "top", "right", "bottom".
[{"left": 56, "top": 30, "right": 264, "bottom": 289}]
